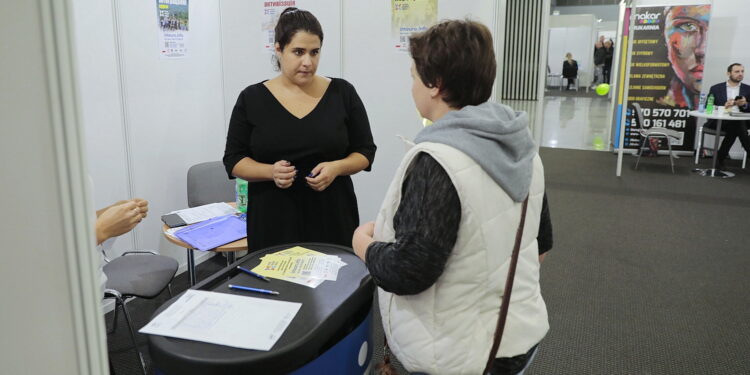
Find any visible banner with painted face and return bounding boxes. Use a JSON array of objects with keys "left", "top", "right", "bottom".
[{"left": 623, "top": 5, "right": 711, "bottom": 151}]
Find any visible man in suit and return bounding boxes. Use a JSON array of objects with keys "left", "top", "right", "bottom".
[{"left": 706, "top": 63, "right": 750, "bottom": 169}]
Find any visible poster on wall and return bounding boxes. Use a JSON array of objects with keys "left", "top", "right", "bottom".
[
  {"left": 157, "top": 0, "right": 189, "bottom": 59},
  {"left": 622, "top": 5, "right": 711, "bottom": 151},
  {"left": 392, "top": 0, "right": 438, "bottom": 52},
  {"left": 262, "top": 1, "right": 299, "bottom": 54}
]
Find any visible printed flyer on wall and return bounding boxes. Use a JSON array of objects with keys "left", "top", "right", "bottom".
[
  {"left": 624, "top": 5, "right": 711, "bottom": 151},
  {"left": 392, "top": 0, "right": 437, "bottom": 52},
  {"left": 157, "top": 0, "right": 189, "bottom": 59},
  {"left": 262, "top": 1, "right": 299, "bottom": 53}
]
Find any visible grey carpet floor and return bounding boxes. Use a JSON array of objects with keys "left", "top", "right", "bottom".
[{"left": 108, "top": 148, "right": 750, "bottom": 374}]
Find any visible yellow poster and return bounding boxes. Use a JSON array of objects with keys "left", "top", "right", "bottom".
[{"left": 392, "top": 0, "right": 438, "bottom": 52}]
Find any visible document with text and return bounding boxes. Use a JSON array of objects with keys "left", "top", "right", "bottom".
[{"left": 139, "top": 290, "right": 301, "bottom": 350}]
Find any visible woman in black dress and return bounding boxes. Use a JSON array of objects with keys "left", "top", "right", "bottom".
[
  {"left": 223, "top": 7, "right": 376, "bottom": 251},
  {"left": 562, "top": 52, "right": 578, "bottom": 90}
]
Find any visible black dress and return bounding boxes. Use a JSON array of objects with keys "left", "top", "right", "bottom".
[{"left": 223, "top": 78, "right": 376, "bottom": 252}]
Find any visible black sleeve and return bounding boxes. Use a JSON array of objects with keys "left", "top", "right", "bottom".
[
  {"left": 365, "top": 152, "right": 460, "bottom": 295},
  {"left": 222, "top": 89, "right": 253, "bottom": 179},
  {"left": 537, "top": 192, "right": 553, "bottom": 255},
  {"left": 341, "top": 80, "right": 376, "bottom": 171}
]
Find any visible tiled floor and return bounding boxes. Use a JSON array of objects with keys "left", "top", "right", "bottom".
[{"left": 502, "top": 92, "right": 614, "bottom": 152}]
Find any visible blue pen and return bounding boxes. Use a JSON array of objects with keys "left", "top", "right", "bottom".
[
  {"left": 237, "top": 266, "right": 270, "bottom": 282},
  {"left": 228, "top": 284, "right": 280, "bottom": 295}
]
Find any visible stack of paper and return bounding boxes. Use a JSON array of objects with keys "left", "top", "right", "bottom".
[
  {"left": 251, "top": 246, "right": 347, "bottom": 288},
  {"left": 163, "top": 202, "right": 237, "bottom": 227}
]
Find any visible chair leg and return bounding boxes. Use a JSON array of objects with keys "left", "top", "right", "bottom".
[
  {"left": 116, "top": 296, "right": 147, "bottom": 375},
  {"left": 635, "top": 136, "right": 646, "bottom": 170},
  {"left": 108, "top": 302, "right": 120, "bottom": 334},
  {"left": 743, "top": 151, "right": 747, "bottom": 169},
  {"left": 667, "top": 137, "right": 675, "bottom": 174},
  {"left": 168, "top": 283, "right": 173, "bottom": 298}
]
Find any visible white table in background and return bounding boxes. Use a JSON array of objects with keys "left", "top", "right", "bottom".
[{"left": 688, "top": 110, "right": 748, "bottom": 178}]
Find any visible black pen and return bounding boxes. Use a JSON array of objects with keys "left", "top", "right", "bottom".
[{"left": 237, "top": 266, "right": 270, "bottom": 282}]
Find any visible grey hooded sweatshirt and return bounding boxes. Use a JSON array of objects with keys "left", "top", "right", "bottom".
[{"left": 415, "top": 101, "right": 537, "bottom": 202}]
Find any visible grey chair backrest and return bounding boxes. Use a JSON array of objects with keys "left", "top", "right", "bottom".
[
  {"left": 632, "top": 102, "right": 646, "bottom": 131},
  {"left": 187, "top": 161, "right": 236, "bottom": 208}
]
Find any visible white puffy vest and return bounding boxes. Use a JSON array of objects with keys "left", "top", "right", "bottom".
[{"left": 375, "top": 142, "right": 549, "bottom": 375}]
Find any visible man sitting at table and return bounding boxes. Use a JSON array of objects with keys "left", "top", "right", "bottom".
[{"left": 705, "top": 63, "right": 750, "bottom": 169}]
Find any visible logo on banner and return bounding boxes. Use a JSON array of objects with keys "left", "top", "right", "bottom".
[{"left": 636, "top": 11, "right": 660, "bottom": 24}]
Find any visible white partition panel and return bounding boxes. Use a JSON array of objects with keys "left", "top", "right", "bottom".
[
  {"left": 343, "top": 0, "right": 500, "bottom": 223},
  {"left": 115, "top": 1, "right": 227, "bottom": 261},
  {"left": 548, "top": 14, "right": 597, "bottom": 89},
  {"left": 72, "top": 0, "right": 136, "bottom": 251}
]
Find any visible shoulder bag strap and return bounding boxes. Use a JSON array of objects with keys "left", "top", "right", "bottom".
[{"left": 482, "top": 196, "right": 529, "bottom": 375}]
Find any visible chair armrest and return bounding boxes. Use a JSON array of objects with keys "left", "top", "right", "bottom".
[
  {"left": 103, "top": 288, "right": 122, "bottom": 299},
  {"left": 122, "top": 250, "right": 160, "bottom": 256}
]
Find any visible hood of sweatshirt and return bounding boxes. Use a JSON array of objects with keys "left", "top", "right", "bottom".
[{"left": 414, "top": 101, "right": 536, "bottom": 202}]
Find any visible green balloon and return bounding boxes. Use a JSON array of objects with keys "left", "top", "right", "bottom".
[{"left": 596, "top": 83, "right": 610, "bottom": 96}]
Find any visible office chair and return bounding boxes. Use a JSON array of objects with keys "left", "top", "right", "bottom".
[
  {"left": 632, "top": 102, "right": 681, "bottom": 173},
  {"left": 103, "top": 250, "right": 178, "bottom": 375},
  {"left": 187, "top": 161, "right": 236, "bottom": 208},
  {"left": 694, "top": 122, "right": 747, "bottom": 168}
]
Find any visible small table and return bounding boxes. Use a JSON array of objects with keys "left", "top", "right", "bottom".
[
  {"left": 147, "top": 243, "right": 374, "bottom": 375},
  {"left": 688, "top": 110, "right": 747, "bottom": 178},
  {"left": 162, "top": 203, "right": 247, "bottom": 286}
]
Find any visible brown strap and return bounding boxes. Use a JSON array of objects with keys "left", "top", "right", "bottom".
[{"left": 483, "top": 196, "right": 529, "bottom": 375}]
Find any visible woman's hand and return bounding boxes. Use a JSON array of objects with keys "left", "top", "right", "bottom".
[
  {"left": 306, "top": 161, "right": 341, "bottom": 192},
  {"left": 272, "top": 160, "right": 296, "bottom": 189},
  {"left": 352, "top": 221, "right": 375, "bottom": 261},
  {"left": 95, "top": 200, "right": 146, "bottom": 244}
]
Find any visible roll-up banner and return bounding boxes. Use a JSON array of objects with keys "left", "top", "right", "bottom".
[{"left": 621, "top": 5, "right": 711, "bottom": 151}]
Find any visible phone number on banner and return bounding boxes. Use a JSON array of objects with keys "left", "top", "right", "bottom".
[{"left": 638, "top": 108, "right": 689, "bottom": 128}]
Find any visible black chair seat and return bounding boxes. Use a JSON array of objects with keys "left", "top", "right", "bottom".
[{"left": 104, "top": 254, "right": 178, "bottom": 298}]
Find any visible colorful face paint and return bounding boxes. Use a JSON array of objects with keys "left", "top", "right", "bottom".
[{"left": 664, "top": 5, "right": 710, "bottom": 94}]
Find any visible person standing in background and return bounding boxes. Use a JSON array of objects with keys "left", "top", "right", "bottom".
[
  {"left": 603, "top": 39, "right": 614, "bottom": 84},
  {"left": 223, "top": 7, "right": 376, "bottom": 252},
  {"left": 593, "top": 40, "right": 606, "bottom": 87}
]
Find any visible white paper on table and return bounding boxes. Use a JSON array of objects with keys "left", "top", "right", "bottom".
[
  {"left": 278, "top": 275, "right": 326, "bottom": 288},
  {"left": 169, "top": 202, "right": 236, "bottom": 224},
  {"left": 139, "top": 290, "right": 301, "bottom": 351}
]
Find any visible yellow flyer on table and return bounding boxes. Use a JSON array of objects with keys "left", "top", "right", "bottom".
[{"left": 274, "top": 246, "right": 325, "bottom": 257}]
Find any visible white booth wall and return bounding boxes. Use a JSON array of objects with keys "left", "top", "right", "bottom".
[
  {"left": 548, "top": 14, "right": 597, "bottom": 88},
  {"left": 72, "top": 0, "right": 508, "bottom": 287}
]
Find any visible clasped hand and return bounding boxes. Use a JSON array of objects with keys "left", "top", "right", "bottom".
[
  {"left": 272, "top": 160, "right": 340, "bottom": 191},
  {"left": 96, "top": 198, "right": 148, "bottom": 243},
  {"left": 306, "top": 161, "right": 340, "bottom": 192}
]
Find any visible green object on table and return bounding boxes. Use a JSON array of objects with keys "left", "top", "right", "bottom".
[
  {"left": 705, "top": 94, "right": 714, "bottom": 114},
  {"left": 236, "top": 178, "right": 248, "bottom": 213}
]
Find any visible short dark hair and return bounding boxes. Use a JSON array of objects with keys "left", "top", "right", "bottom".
[
  {"left": 409, "top": 20, "right": 496, "bottom": 108},
  {"left": 273, "top": 8, "right": 323, "bottom": 68},
  {"left": 728, "top": 63, "right": 743, "bottom": 73}
]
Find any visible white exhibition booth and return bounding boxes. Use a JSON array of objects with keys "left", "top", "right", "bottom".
[{"left": 547, "top": 14, "right": 597, "bottom": 90}]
